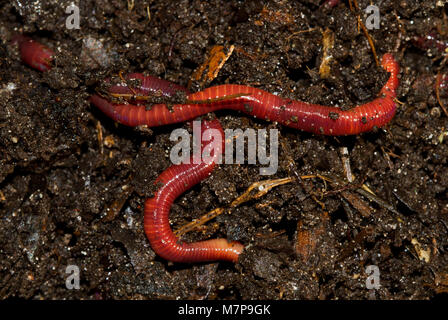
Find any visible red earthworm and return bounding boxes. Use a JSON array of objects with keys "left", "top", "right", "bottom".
[
  {"left": 112, "top": 75, "right": 243, "bottom": 262},
  {"left": 90, "top": 53, "right": 399, "bottom": 136},
  {"left": 15, "top": 36, "right": 400, "bottom": 263},
  {"left": 91, "top": 53, "right": 399, "bottom": 263},
  {"left": 322, "top": 0, "right": 340, "bottom": 9},
  {"left": 413, "top": 32, "right": 448, "bottom": 54},
  {"left": 144, "top": 119, "right": 244, "bottom": 263},
  {"left": 11, "top": 34, "right": 54, "bottom": 72},
  {"left": 12, "top": 35, "right": 244, "bottom": 263},
  {"left": 110, "top": 77, "right": 245, "bottom": 262}
]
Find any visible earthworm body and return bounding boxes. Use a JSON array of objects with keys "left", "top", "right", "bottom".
[
  {"left": 12, "top": 35, "right": 54, "bottom": 72},
  {"left": 90, "top": 53, "right": 399, "bottom": 136}
]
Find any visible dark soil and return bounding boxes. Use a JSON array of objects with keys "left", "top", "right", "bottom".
[{"left": 1, "top": 0, "right": 447, "bottom": 299}]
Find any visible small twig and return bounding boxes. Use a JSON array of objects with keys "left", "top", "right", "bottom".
[
  {"left": 318, "top": 174, "right": 401, "bottom": 216},
  {"left": 96, "top": 121, "right": 104, "bottom": 155},
  {"left": 174, "top": 177, "right": 293, "bottom": 237},
  {"left": 285, "top": 27, "right": 318, "bottom": 41},
  {"left": 340, "top": 147, "right": 354, "bottom": 183},
  {"left": 356, "top": 187, "right": 400, "bottom": 216},
  {"left": 319, "top": 28, "right": 335, "bottom": 79},
  {"left": 118, "top": 70, "right": 138, "bottom": 96},
  {"left": 348, "top": 0, "right": 354, "bottom": 11}
]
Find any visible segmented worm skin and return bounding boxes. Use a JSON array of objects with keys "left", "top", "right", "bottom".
[
  {"left": 144, "top": 119, "right": 244, "bottom": 263},
  {"left": 90, "top": 53, "right": 399, "bottom": 136},
  {"left": 12, "top": 35, "right": 54, "bottom": 72}
]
